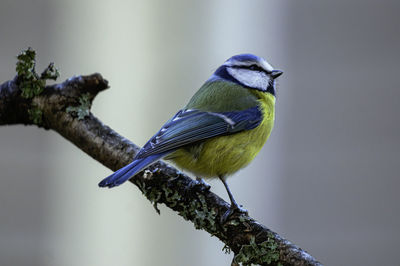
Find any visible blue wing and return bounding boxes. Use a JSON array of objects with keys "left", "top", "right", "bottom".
[{"left": 98, "top": 106, "right": 262, "bottom": 188}]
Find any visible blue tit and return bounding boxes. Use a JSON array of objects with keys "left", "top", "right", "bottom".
[{"left": 99, "top": 54, "right": 282, "bottom": 217}]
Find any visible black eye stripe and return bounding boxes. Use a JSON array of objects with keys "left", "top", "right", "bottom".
[{"left": 232, "top": 64, "right": 269, "bottom": 74}]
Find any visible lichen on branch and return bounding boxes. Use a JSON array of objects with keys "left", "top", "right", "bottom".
[
  {"left": 14, "top": 48, "right": 60, "bottom": 126},
  {"left": 16, "top": 47, "right": 59, "bottom": 99},
  {"left": 66, "top": 93, "right": 91, "bottom": 120}
]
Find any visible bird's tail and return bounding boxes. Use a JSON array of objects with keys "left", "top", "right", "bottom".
[{"left": 98, "top": 153, "right": 167, "bottom": 188}]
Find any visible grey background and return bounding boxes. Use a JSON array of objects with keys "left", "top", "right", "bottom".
[{"left": 1, "top": 0, "right": 399, "bottom": 265}]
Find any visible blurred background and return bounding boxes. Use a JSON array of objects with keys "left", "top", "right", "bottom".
[{"left": 1, "top": 0, "right": 399, "bottom": 265}]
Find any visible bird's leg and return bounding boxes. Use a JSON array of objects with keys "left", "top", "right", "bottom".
[
  {"left": 219, "top": 176, "right": 248, "bottom": 223},
  {"left": 219, "top": 176, "right": 240, "bottom": 208}
]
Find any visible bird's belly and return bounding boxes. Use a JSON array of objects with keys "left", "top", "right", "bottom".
[{"left": 166, "top": 118, "right": 273, "bottom": 178}]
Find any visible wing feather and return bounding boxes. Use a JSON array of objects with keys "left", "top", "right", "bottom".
[{"left": 135, "top": 106, "right": 262, "bottom": 159}]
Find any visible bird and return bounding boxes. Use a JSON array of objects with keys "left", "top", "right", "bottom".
[{"left": 99, "top": 53, "right": 282, "bottom": 219}]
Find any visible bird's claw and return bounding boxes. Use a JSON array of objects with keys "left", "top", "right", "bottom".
[
  {"left": 220, "top": 204, "right": 248, "bottom": 224},
  {"left": 188, "top": 178, "right": 211, "bottom": 193}
]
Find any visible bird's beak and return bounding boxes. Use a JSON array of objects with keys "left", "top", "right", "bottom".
[{"left": 270, "top": 70, "right": 283, "bottom": 79}]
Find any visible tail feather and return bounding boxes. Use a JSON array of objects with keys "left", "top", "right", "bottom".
[{"left": 98, "top": 153, "right": 167, "bottom": 188}]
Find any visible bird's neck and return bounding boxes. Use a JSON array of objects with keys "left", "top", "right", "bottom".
[{"left": 252, "top": 90, "right": 275, "bottom": 120}]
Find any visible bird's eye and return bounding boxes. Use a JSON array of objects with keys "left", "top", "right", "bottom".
[{"left": 249, "top": 64, "right": 259, "bottom": 71}]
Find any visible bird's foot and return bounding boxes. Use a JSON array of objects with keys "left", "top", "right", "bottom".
[
  {"left": 188, "top": 177, "right": 211, "bottom": 193},
  {"left": 220, "top": 203, "right": 248, "bottom": 224}
]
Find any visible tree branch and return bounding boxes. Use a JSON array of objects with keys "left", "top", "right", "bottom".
[{"left": 0, "top": 51, "right": 322, "bottom": 266}]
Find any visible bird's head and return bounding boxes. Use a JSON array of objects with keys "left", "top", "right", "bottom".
[{"left": 211, "top": 54, "right": 283, "bottom": 95}]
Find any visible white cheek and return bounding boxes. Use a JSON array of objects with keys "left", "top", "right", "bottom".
[{"left": 227, "top": 67, "right": 270, "bottom": 91}]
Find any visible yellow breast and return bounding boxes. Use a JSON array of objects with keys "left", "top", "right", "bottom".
[{"left": 167, "top": 92, "right": 275, "bottom": 179}]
